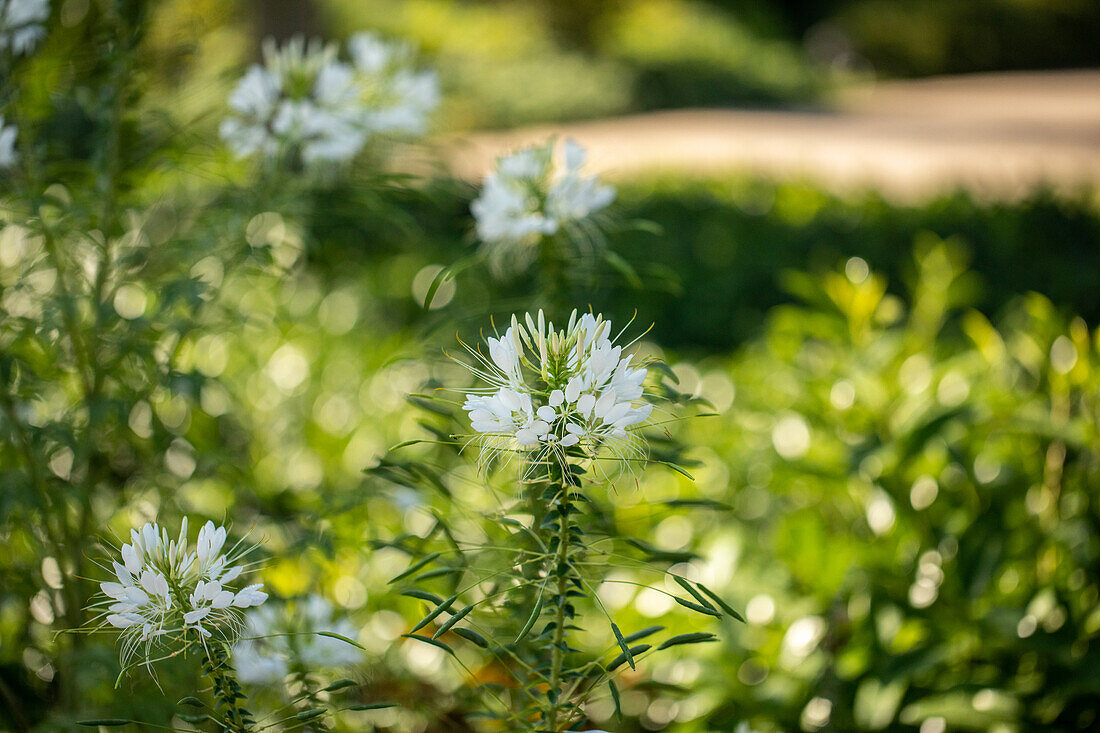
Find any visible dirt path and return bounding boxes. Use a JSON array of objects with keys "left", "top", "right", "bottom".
[{"left": 440, "top": 71, "right": 1100, "bottom": 201}]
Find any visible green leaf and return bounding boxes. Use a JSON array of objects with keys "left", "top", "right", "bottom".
[
  {"left": 610, "top": 622, "right": 637, "bottom": 670},
  {"left": 696, "top": 583, "right": 745, "bottom": 622},
  {"left": 347, "top": 703, "right": 397, "bottom": 711},
  {"left": 296, "top": 708, "right": 326, "bottom": 721},
  {"left": 672, "top": 576, "right": 717, "bottom": 612},
  {"left": 622, "top": 625, "right": 665, "bottom": 644},
  {"left": 402, "top": 633, "right": 455, "bottom": 655},
  {"left": 316, "top": 631, "right": 366, "bottom": 650},
  {"left": 515, "top": 588, "right": 545, "bottom": 643},
  {"left": 604, "top": 249, "right": 643, "bottom": 289},
  {"left": 401, "top": 589, "right": 444, "bottom": 605},
  {"left": 453, "top": 627, "right": 489, "bottom": 648},
  {"left": 177, "top": 696, "right": 205, "bottom": 708},
  {"left": 608, "top": 679, "right": 622, "bottom": 721},
  {"left": 673, "top": 596, "right": 722, "bottom": 617},
  {"left": 389, "top": 552, "right": 442, "bottom": 584},
  {"left": 658, "top": 632, "right": 718, "bottom": 650},
  {"left": 608, "top": 644, "right": 652, "bottom": 671},
  {"left": 410, "top": 593, "right": 458, "bottom": 634},
  {"left": 77, "top": 721, "right": 132, "bottom": 727},
  {"left": 323, "top": 679, "right": 359, "bottom": 692},
  {"left": 433, "top": 604, "right": 474, "bottom": 639},
  {"left": 647, "top": 360, "right": 680, "bottom": 384}
]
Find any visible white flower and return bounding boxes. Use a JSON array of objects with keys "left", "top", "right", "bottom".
[
  {"left": 220, "top": 33, "right": 437, "bottom": 165},
  {"left": 231, "top": 595, "right": 362, "bottom": 686},
  {"left": 347, "top": 32, "right": 440, "bottom": 138},
  {"left": 461, "top": 309, "right": 653, "bottom": 470},
  {"left": 471, "top": 139, "right": 615, "bottom": 273},
  {"left": 95, "top": 518, "right": 265, "bottom": 670},
  {"left": 0, "top": 0, "right": 49, "bottom": 55},
  {"left": 0, "top": 116, "right": 17, "bottom": 167}
]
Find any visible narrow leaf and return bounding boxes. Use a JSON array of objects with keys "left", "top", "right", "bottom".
[
  {"left": 78, "top": 721, "right": 132, "bottom": 728},
  {"left": 608, "top": 679, "right": 622, "bottom": 721},
  {"left": 402, "top": 633, "right": 455, "bottom": 655},
  {"left": 622, "top": 625, "right": 664, "bottom": 644},
  {"left": 672, "top": 576, "right": 717, "bottom": 611},
  {"left": 610, "top": 622, "right": 636, "bottom": 670},
  {"left": 673, "top": 596, "right": 722, "bottom": 617},
  {"left": 389, "top": 552, "right": 442, "bottom": 584},
  {"left": 696, "top": 583, "right": 745, "bottom": 622},
  {"left": 433, "top": 604, "right": 474, "bottom": 639},
  {"left": 347, "top": 703, "right": 397, "bottom": 711},
  {"left": 453, "top": 627, "right": 489, "bottom": 648},
  {"left": 323, "top": 679, "right": 359, "bottom": 692},
  {"left": 607, "top": 644, "right": 652, "bottom": 671},
  {"left": 658, "top": 632, "right": 718, "bottom": 650},
  {"left": 410, "top": 593, "right": 458, "bottom": 634},
  {"left": 401, "top": 589, "right": 444, "bottom": 605},
  {"left": 317, "top": 631, "right": 366, "bottom": 650}
]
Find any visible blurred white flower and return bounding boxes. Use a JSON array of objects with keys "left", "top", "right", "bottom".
[
  {"left": 0, "top": 116, "right": 18, "bottom": 167},
  {"left": 461, "top": 309, "right": 652, "bottom": 471},
  {"left": 95, "top": 518, "right": 266, "bottom": 670},
  {"left": 220, "top": 33, "right": 438, "bottom": 165},
  {"left": 232, "top": 594, "right": 363, "bottom": 686},
  {"left": 471, "top": 139, "right": 615, "bottom": 272},
  {"left": 0, "top": 0, "right": 49, "bottom": 55}
]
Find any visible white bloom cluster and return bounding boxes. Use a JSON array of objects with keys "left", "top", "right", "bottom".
[
  {"left": 220, "top": 33, "right": 439, "bottom": 165},
  {"left": 471, "top": 139, "right": 615, "bottom": 271},
  {"left": 97, "top": 519, "right": 266, "bottom": 667},
  {"left": 232, "top": 595, "right": 363, "bottom": 686},
  {"left": 0, "top": 0, "right": 49, "bottom": 55},
  {"left": 462, "top": 310, "right": 652, "bottom": 466},
  {"left": 0, "top": 115, "right": 18, "bottom": 167}
]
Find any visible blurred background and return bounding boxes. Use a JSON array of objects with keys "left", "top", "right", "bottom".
[{"left": 1, "top": 0, "right": 1099, "bottom": 731}]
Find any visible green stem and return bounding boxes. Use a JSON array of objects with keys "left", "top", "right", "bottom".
[
  {"left": 545, "top": 461, "right": 578, "bottom": 733},
  {"left": 202, "top": 643, "right": 254, "bottom": 733}
]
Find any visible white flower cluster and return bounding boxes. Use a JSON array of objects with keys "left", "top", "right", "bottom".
[
  {"left": 220, "top": 33, "right": 439, "bottom": 165},
  {"left": 97, "top": 519, "right": 266, "bottom": 667},
  {"left": 471, "top": 139, "right": 615, "bottom": 270},
  {"left": 0, "top": 0, "right": 49, "bottom": 55},
  {"left": 462, "top": 310, "right": 652, "bottom": 465},
  {"left": 0, "top": 115, "right": 17, "bottom": 167},
  {"left": 232, "top": 595, "right": 363, "bottom": 686}
]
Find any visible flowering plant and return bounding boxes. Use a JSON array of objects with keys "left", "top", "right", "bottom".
[
  {"left": 95, "top": 518, "right": 267, "bottom": 670},
  {"left": 471, "top": 139, "right": 615, "bottom": 275},
  {"left": 220, "top": 33, "right": 439, "bottom": 166},
  {"left": 373, "top": 308, "right": 738, "bottom": 733},
  {"left": 0, "top": 0, "right": 49, "bottom": 56}
]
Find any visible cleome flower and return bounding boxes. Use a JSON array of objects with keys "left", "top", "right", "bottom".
[
  {"left": 220, "top": 33, "right": 439, "bottom": 165},
  {"left": 0, "top": 0, "right": 49, "bottom": 55},
  {"left": 471, "top": 139, "right": 616, "bottom": 273},
  {"left": 0, "top": 115, "right": 18, "bottom": 167},
  {"left": 95, "top": 518, "right": 266, "bottom": 670},
  {"left": 461, "top": 309, "right": 653, "bottom": 471},
  {"left": 231, "top": 595, "right": 363, "bottom": 686}
]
